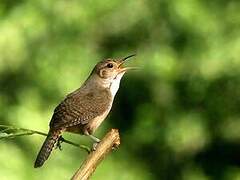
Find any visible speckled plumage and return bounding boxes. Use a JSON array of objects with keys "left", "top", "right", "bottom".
[
  {"left": 34, "top": 55, "right": 135, "bottom": 168},
  {"left": 50, "top": 87, "right": 112, "bottom": 133}
]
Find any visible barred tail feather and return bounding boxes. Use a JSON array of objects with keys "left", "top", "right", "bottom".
[{"left": 34, "top": 130, "right": 61, "bottom": 168}]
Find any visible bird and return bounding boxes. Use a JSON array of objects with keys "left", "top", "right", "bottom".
[{"left": 34, "top": 54, "right": 136, "bottom": 168}]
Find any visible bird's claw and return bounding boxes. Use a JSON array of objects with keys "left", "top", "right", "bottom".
[
  {"left": 91, "top": 142, "right": 118, "bottom": 151},
  {"left": 91, "top": 142, "right": 100, "bottom": 151},
  {"left": 56, "top": 136, "right": 64, "bottom": 151}
]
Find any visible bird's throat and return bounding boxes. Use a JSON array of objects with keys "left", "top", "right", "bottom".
[{"left": 109, "top": 72, "right": 125, "bottom": 97}]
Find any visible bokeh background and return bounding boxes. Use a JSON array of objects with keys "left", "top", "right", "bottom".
[{"left": 0, "top": 0, "right": 240, "bottom": 179}]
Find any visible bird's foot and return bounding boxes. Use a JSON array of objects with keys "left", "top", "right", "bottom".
[
  {"left": 86, "top": 134, "right": 101, "bottom": 151},
  {"left": 92, "top": 142, "right": 100, "bottom": 151},
  {"left": 56, "top": 136, "right": 64, "bottom": 151},
  {"left": 90, "top": 135, "right": 100, "bottom": 151}
]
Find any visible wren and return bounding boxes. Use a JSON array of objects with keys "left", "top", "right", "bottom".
[{"left": 34, "top": 55, "right": 136, "bottom": 168}]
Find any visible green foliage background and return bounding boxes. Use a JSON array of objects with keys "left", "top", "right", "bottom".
[{"left": 0, "top": 0, "right": 240, "bottom": 179}]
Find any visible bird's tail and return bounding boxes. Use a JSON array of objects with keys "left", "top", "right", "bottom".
[{"left": 34, "top": 130, "right": 61, "bottom": 168}]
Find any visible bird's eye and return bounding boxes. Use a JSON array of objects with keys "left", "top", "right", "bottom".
[{"left": 107, "top": 63, "right": 113, "bottom": 68}]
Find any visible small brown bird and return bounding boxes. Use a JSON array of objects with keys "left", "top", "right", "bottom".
[{"left": 34, "top": 55, "right": 136, "bottom": 168}]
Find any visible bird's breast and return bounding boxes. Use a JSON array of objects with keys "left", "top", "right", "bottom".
[{"left": 83, "top": 108, "right": 111, "bottom": 135}]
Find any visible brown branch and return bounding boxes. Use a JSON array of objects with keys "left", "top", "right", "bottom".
[{"left": 71, "top": 129, "right": 120, "bottom": 180}]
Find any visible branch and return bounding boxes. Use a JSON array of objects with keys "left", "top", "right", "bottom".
[
  {"left": 0, "top": 125, "right": 90, "bottom": 153},
  {"left": 71, "top": 129, "right": 120, "bottom": 180}
]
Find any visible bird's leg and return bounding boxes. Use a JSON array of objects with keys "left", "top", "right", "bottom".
[
  {"left": 89, "top": 134, "right": 117, "bottom": 151},
  {"left": 83, "top": 128, "right": 101, "bottom": 150},
  {"left": 55, "top": 136, "right": 64, "bottom": 151},
  {"left": 89, "top": 134, "right": 101, "bottom": 143},
  {"left": 88, "top": 135, "right": 101, "bottom": 151}
]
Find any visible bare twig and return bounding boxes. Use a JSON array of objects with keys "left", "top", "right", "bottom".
[
  {"left": 0, "top": 125, "right": 121, "bottom": 178},
  {"left": 71, "top": 129, "right": 120, "bottom": 180},
  {"left": 0, "top": 124, "right": 90, "bottom": 153}
]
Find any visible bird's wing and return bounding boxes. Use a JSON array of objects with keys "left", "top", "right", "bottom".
[{"left": 49, "top": 88, "right": 112, "bottom": 130}]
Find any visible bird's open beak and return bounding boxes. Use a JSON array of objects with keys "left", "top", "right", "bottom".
[{"left": 117, "top": 54, "right": 138, "bottom": 73}]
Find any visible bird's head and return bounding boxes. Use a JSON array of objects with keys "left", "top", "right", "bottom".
[{"left": 93, "top": 54, "right": 136, "bottom": 82}]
